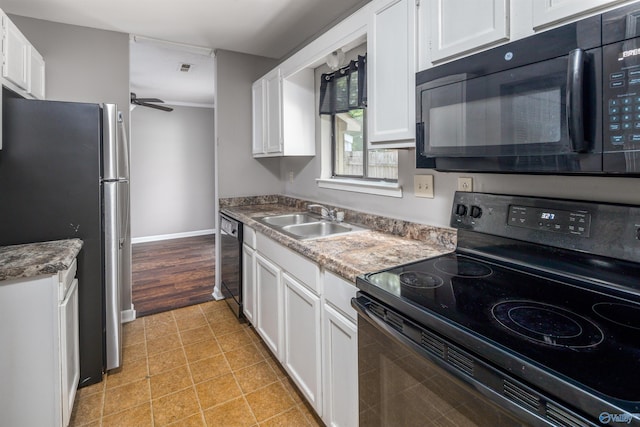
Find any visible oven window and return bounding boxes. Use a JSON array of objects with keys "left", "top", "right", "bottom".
[
  {"left": 358, "top": 315, "right": 527, "bottom": 426},
  {"left": 422, "top": 56, "right": 569, "bottom": 157}
]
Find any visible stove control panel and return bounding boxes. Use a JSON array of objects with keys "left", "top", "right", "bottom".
[{"left": 508, "top": 205, "right": 591, "bottom": 237}]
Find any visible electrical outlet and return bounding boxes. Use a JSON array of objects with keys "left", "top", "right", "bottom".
[
  {"left": 458, "top": 177, "right": 473, "bottom": 192},
  {"left": 414, "top": 175, "right": 434, "bottom": 198},
  {"left": 288, "top": 171, "right": 294, "bottom": 183}
]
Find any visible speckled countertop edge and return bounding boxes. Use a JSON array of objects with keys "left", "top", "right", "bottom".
[
  {"left": 220, "top": 196, "right": 457, "bottom": 283},
  {"left": 0, "top": 239, "right": 83, "bottom": 281}
]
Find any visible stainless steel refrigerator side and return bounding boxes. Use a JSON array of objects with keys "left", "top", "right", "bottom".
[
  {"left": 102, "top": 104, "right": 123, "bottom": 371},
  {"left": 117, "top": 110, "right": 134, "bottom": 322}
]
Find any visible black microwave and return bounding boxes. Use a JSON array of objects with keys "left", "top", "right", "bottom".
[{"left": 416, "top": 3, "right": 640, "bottom": 175}]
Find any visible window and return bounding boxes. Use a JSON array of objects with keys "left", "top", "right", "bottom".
[{"left": 320, "top": 55, "right": 398, "bottom": 181}]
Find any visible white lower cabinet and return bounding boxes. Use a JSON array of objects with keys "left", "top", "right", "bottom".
[
  {"left": 253, "top": 233, "right": 358, "bottom": 425},
  {"left": 322, "top": 271, "right": 359, "bottom": 427},
  {"left": 283, "top": 272, "right": 322, "bottom": 413},
  {"left": 242, "top": 242, "right": 256, "bottom": 324},
  {"left": 255, "top": 252, "right": 283, "bottom": 360},
  {"left": 0, "top": 259, "right": 79, "bottom": 427},
  {"left": 322, "top": 304, "right": 358, "bottom": 427}
]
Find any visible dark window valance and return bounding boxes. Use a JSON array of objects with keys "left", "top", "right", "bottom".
[{"left": 319, "top": 54, "right": 367, "bottom": 115}]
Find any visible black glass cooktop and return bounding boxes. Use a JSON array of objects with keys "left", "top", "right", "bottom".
[{"left": 360, "top": 252, "right": 640, "bottom": 403}]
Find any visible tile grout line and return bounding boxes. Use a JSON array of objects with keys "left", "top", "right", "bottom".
[{"left": 143, "top": 316, "right": 156, "bottom": 427}]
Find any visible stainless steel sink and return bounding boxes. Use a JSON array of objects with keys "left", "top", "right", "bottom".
[
  {"left": 255, "top": 212, "right": 367, "bottom": 240},
  {"left": 258, "top": 212, "right": 320, "bottom": 227},
  {"left": 282, "top": 221, "right": 362, "bottom": 239}
]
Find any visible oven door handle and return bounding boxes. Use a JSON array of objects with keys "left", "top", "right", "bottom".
[{"left": 566, "top": 48, "right": 589, "bottom": 153}]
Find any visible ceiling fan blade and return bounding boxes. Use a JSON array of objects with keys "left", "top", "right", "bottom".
[
  {"left": 140, "top": 102, "right": 173, "bottom": 112},
  {"left": 136, "top": 97, "right": 164, "bottom": 103}
]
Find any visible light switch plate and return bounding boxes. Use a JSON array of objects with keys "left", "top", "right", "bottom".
[
  {"left": 458, "top": 177, "right": 473, "bottom": 192},
  {"left": 414, "top": 175, "right": 434, "bottom": 198}
]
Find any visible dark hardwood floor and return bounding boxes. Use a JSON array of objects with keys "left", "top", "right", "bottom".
[{"left": 132, "top": 234, "right": 215, "bottom": 317}]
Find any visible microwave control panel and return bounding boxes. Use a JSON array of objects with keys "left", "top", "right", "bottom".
[{"left": 603, "top": 39, "right": 640, "bottom": 151}]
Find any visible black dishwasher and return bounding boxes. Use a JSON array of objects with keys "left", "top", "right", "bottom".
[{"left": 219, "top": 212, "right": 243, "bottom": 319}]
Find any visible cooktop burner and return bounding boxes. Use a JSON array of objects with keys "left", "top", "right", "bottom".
[
  {"left": 593, "top": 302, "right": 640, "bottom": 330},
  {"left": 358, "top": 251, "right": 640, "bottom": 402},
  {"left": 399, "top": 271, "right": 443, "bottom": 289},
  {"left": 491, "top": 300, "right": 604, "bottom": 349},
  {"left": 434, "top": 258, "right": 493, "bottom": 278}
]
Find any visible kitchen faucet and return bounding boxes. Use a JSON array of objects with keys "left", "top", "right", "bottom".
[{"left": 307, "top": 204, "right": 336, "bottom": 221}]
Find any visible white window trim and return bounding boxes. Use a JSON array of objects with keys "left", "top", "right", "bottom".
[
  {"left": 316, "top": 177, "right": 402, "bottom": 198},
  {"left": 318, "top": 116, "right": 402, "bottom": 198}
]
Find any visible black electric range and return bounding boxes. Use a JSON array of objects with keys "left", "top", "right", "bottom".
[{"left": 355, "top": 192, "right": 640, "bottom": 426}]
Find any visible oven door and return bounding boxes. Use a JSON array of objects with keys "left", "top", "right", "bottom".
[
  {"left": 353, "top": 295, "right": 542, "bottom": 426},
  {"left": 417, "top": 49, "right": 602, "bottom": 173}
]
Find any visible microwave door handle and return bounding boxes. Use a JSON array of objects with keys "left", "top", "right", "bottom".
[{"left": 566, "top": 48, "right": 589, "bottom": 153}]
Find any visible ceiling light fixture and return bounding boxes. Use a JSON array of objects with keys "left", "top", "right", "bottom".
[{"left": 326, "top": 49, "right": 345, "bottom": 71}]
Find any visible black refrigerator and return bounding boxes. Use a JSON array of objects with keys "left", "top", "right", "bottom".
[{"left": 0, "top": 87, "right": 130, "bottom": 387}]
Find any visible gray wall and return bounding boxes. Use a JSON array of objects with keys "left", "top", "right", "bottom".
[
  {"left": 215, "top": 49, "right": 281, "bottom": 198},
  {"left": 9, "top": 15, "right": 130, "bottom": 131},
  {"left": 130, "top": 105, "right": 215, "bottom": 239}
]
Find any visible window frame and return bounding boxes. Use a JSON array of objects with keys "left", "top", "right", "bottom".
[{"left": 330, "top": 109, "right": 398, "bottom": 182}]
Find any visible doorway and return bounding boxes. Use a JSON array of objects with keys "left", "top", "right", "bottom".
[{"left": 129, "top": 35, "right": 216, "bottom": 316}]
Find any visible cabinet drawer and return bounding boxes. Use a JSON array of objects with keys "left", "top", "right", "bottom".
[
  {"left": 244, "top": 225, "right": 256, "bottom": 249},
  {"left": 323, "top": 271, "right": 358, "bottom": 322},
  {"left": 257, "top": 233, "right": 319, "bottom": 293}
]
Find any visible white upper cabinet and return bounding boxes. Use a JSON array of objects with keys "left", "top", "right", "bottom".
[
  {"left": 29, "top": 46, "right": 45, "bottom": 100},
  {"left": 425, "top": 0, "right": 509, "bottom": 64},
  {"left": 368, "top": 0, "right": 416, "bottom": 147},
  {"left": 2, "top": 13, "right": 29, "bottom": 91},
  {"left": 281, "top": 69, "right": 315, "bottom": 156},
  {"left": 251, "top": 79, "right": 266, "bottom": 156},
  {"left": 252, "top": 67, "right": 315, "bottom": 157},
  {"left": 533, "top": 0, "right": 629, "bottom": 29},
  {"left": 265, "top": 69, "right": 282, "bottom": 154}
]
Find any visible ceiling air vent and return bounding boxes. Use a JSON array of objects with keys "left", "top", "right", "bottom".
[{"left": 178, "top": 63, "right": 192, "bottom": 72}]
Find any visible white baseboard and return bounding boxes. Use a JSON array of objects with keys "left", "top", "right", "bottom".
[
  {"left": 212, "top": 285, "right": 225, "bottom": 301},
  {"left": 132, "top": 229, "right": 215, "bottom": 244},
  {"left": 121, "top": 307, "right": 137, "bottom": 323}
]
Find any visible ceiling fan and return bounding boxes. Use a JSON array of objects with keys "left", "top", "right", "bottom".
[{"left": 130, "top": 92, "right": 173, "bottom": 112}]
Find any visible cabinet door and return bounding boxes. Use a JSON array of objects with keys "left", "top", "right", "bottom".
[
  {"left": 322, "top": 304, "right": 358, "bottom": 427},
  {"left": 427, "top": 0, "right": 509, "bottom": 63},
  {"left": 59, "top": 278, "right": 80, "bottom": 427},
  {"left": 242, "top": 243, "right": 256, "bottom": 324},
  {"left": 2, "top": 16, "right": 29, "bottom": 90},
  {"left": 252, "top": 79, "right": 265, "bottom": 155},
  {"left": 368, "top": 0, "right": 416, "bottom": 147},
  {"left": 255, "top": 253, "right": 283, "bottom": 360},
  {"left": 265, "top": 69, "right": 283, "bottom": 154},
  {"left": 283, "top": 273, "right": 322, "bottom": 414},
  {"left": 28, "top": 47, "right": 45, "bottom": 100},
  {"left": 533, "top": 0, "right": 628, "bottom": 29}
]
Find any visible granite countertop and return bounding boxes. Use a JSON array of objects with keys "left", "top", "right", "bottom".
[
  {"left": 221, "top": 203, "right": 456, "bottom": 282},
  {"left": 0, "top": 239, "right": 83, "bottom": 281}
]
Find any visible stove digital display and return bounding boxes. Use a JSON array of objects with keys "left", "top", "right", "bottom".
[{"left": 508, "top": 205, "right": 591, "bottom": 236}]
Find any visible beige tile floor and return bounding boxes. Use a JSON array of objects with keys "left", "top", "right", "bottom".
[{"left": 70, "top": 300, "right": 324, "bottom": 426}]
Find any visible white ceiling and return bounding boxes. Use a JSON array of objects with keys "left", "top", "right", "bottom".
[{"left": 2, "top": 0, "right": 368, "bottom": 106}]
